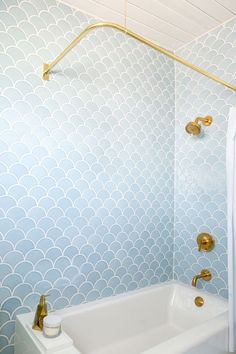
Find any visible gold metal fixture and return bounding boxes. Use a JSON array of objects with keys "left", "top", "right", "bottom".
[
  {"left": 194, "top": 296, "right": 204, "bottom": 307},
  {"left": 42, "top": 22, "right": 236, "bottom": 92},
  {"left": 192, "top": 269, "right": 212, "bottom": 287},
  {"left": 185, "top": 116, "right": 213, "bottom": 135},
  {"left": 32, "top": 294, "right": 49, "bottom": 331},
  {"left": 43, "top": 64, "right": 50, "bottom": 81},
  {"left": 197, "top": 233, "right": 215, "bottom": 252}
]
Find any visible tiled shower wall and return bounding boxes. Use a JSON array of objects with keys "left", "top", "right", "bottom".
[
  {"left": 1, "top": 0, "right": 236, "bottom": 352},
  {"left": 174, "top": 16, "right": 236, "bottom": 298},
  {"left": 0, "top": 0, "right": 174, "bottom": 352}
]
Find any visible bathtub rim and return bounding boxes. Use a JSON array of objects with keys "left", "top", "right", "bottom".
[
  {"left": 16, "top": 279, "right": 228, "bottom": 324},
  {"left": 51, "top": 279, "right": 228, "bottom": 318}
]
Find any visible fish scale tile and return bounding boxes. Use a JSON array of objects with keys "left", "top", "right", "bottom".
[
  {"left": 0, "top": 0, "right": 174, "bottom": 352},
  {"left": 1, "top": 1, "right": 236, "bottom": 353},
  {"left": 174, "top": 17, "right": 236, "bottom": 299}
]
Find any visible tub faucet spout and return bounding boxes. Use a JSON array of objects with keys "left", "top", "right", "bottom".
[{"left": 191, "top": 269, "right": 212, "bottom": 287}]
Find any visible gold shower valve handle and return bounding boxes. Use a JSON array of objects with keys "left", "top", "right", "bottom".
[{"left": 197, "top": 233, "right": 215, "bottom": 252}]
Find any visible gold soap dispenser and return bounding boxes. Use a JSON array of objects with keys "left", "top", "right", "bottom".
[{"left": 32, "top": 294, "right": 49, "bottom": 331}]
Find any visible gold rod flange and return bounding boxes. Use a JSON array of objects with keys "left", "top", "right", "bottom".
[{"left": 42, "top": 22, "right": 236, "bottom": 92}]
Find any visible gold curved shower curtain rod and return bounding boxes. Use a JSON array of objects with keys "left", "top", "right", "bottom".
[{"left": 43, "top": 22, "right": 236, "bottom": 92}]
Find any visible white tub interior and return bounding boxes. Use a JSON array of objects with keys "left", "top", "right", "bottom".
[{"left": 57, "top": 282, "right": 228, "bottom": 354}]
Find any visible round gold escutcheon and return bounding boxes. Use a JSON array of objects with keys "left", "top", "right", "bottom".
[
  {"left": 197, "top": 233, "right": 215, "bottom": 252},
  {"left": 195, "top": 296, "right": 204, "bottom": 307}
]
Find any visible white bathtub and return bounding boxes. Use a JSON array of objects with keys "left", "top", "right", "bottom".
[{"left": 15, "top": 281, "right": 228, "bottom": 354}]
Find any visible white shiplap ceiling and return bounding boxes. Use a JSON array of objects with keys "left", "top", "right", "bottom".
[{"left": 59, "top": 0, "right": 236, "bottom": 51}]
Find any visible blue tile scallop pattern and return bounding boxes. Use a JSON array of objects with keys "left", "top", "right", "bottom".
[
  {"left": 0, "top": 0, "right": 174, "bottom": 352},
  {"left": 174, "top": 17, "right": 236, "bottom": 299}
]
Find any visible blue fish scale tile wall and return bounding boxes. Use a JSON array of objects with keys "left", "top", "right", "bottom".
[
  {"left": 174, "top": 17, "right": 236, "bottom": 298},
  {"left": 1, "top": 0, "right": 236, "bottom": 352},
  {"left": 0, "top": 0, "right": 175, "bottom": 352}
]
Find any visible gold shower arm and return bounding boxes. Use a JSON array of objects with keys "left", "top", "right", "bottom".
[
  {"left": 195, "top": 116, "right": 213, "bottom": 126},
  {"left": 42, "top": 22, "right": 236, "bottom": 92}
]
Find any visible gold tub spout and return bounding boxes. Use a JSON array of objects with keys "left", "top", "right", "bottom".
[{"left": 192, "top": 269, "right": 212, "bottom": 287}]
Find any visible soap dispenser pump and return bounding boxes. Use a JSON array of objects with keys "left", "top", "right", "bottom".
[{"left": 32, "top": 294, "right": 49, "bottom": 331}]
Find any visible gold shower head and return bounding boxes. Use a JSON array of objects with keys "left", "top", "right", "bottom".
[{"left": 185, "top": 116, "right": 213, "bottom": 136}]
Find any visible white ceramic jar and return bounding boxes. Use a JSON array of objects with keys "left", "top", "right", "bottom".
[{"left": 43, "top": 315, "right": 61, "bottom": 338}]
